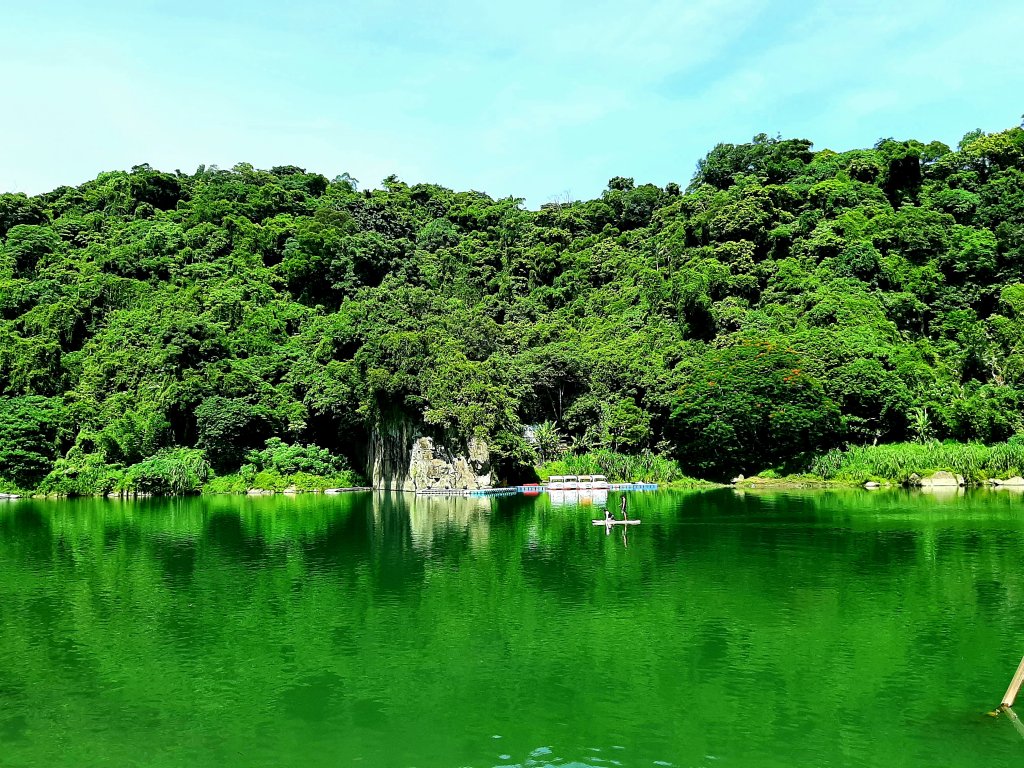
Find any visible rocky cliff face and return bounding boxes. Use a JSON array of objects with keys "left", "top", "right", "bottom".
[
  {"left": 406, "top": 436, "right": 493, "bottom": 491},
  {"left": 369, "top": 416, "right": 493, "bottom": 491},
  {"left": 368, "top": 414, "right": 420, "bottom": 491}
]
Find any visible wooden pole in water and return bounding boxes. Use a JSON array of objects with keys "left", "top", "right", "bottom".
[
  {"left": 1005, "top": 707, "right": 1024, "bottom": 740},
  {"left": 1001, "top": 656, "right": 1024, "bottom": 709}
]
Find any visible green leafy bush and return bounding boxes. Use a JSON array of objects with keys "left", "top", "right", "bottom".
[
  {"left": 0, "top": 396, "right": 67, "bottom": 489},
  {"left": 202, "top": 473, "right": 250, "bottom": 494},
  {"left": 251, "top": 470, "right": 289, "bottom": 492},
  {"left": 201, "top": 442, "right": 363, "bottom": 493},
  {"left": 120, "top": 448, "right": 210, "bottom": 494},
  {"left": 245, "top": 438, "right": 349, "bottom": 476},
  {"left": 37, "top": 449, "right": 123, "bottom": 496}
]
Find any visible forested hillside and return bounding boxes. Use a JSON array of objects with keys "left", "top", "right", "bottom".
[{"left": 2, "top": 121, "right": 1024, "bottom": 493}]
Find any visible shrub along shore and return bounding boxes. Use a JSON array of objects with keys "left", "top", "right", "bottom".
[
  {"left": 7, "top": 440, "right": 1024, "bottom": 497},
  {"left": 804, "top": 438, "right": 1024, "bottom": 485},
  {"left": 0, "top": 439, "right": 365, "bottom": 498},
  {"left": 734, "top": 438, "right": 1024, "bottom": 487}
]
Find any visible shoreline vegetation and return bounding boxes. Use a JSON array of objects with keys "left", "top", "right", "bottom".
[
  {"left": 6, "top": 440, "right": 1024, "bottom": 498},
  {"left": 736, "top": 438, "right": 1024, "bottom": 489},
  {"left": 4, "top": 121, "right": 1024, "bottom": 499}
]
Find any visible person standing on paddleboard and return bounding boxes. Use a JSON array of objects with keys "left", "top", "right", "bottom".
[{"left": 620, "top": 494, "right": 627, "bottom": 519}]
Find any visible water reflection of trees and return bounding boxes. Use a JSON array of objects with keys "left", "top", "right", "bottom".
[{"left": 4, "top": 491, "right": 1024, "bottom": 765}]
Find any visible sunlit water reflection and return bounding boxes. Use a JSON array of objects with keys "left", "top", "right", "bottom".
[{"left": 2, "top": 488, "right": 1024, "bottom": 766}]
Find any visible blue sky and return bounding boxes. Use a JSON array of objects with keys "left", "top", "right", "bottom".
[{"left": 2, "top": 0, "right": 1022, "bottom": 207}]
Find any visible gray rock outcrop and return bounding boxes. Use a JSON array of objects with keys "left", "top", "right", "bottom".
[
  {"left": 405, "top": 436, "right": 493, "bottom": 492},
  {"left": 369, "top": 413, "right": 494, "bottom": 491}
]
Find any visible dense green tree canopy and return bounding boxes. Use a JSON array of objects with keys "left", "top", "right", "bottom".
[{"left": 2, "top": 122, "right": 1024, "bottom": 489}]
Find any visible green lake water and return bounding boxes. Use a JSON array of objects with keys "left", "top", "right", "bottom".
[{"left": 2, "top": 488, "right": 1024, "bottom": 767}]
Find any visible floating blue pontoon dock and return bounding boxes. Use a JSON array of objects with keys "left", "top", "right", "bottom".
[
  {"left": 415, "top": 487, "right": 519, "bottom": 497},
  {"left": 416, "top": 482, "right": 659, "bottom": 496}
]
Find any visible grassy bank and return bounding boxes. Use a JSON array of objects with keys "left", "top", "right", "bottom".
[
  {"left": 537, "top": 450, "right": 718, "bottom": 488},
  {"left": 21, "top": 440, "right": 1024, "bottom": 497},
  {"left": 798, "top": 439, "right": 1024, "bottom": 485},
  {"left": 203, "top": 469, "right": 364, "bottom": 494}
]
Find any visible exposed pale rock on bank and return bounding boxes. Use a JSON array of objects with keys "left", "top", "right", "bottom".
[
  {"left": 907, "top": 471, "right": 965, "bottom": 487},
  {"left": 991, "top": 476, "right": 1024, "bottom": 487}
]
